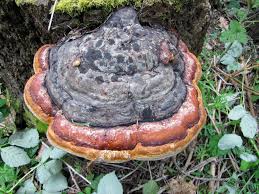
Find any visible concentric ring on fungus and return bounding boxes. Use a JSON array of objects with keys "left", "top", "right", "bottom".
[{"left": 24, "top": 7, "right": 206, "bottom": 162}]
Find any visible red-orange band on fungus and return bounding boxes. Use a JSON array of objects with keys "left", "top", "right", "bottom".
[
  {"left": 33, "top": 45, "right": 53, "bottom": 73},
  {"left": 24, "top": 72, "right": 56, "bottom": 123}
]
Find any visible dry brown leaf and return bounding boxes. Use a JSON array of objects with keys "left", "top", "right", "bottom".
[{"left": 168, "top": 177, "right": 196, "bottom": 194}]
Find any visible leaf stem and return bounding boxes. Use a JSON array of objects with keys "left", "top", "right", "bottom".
[
  {"left": 216, "top": 42, "right": 233, "bottom": 65},
  {"left": 7, "top": 162, "right": 42, "bottom": 193},
  {"left": 249, "top": 139, "right": 259, "bottom": 157}
]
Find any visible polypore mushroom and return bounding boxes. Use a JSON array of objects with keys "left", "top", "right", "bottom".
[{"left": 24, "top": 7, "right": 206, "bottom": 162}]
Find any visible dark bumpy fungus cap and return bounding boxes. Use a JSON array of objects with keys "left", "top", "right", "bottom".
[{"left": 24, "top": 7, "right": 206, "bottom": 162}]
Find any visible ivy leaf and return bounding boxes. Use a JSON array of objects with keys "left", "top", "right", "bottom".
[
  {"left": 8, "top": 128, "right": 39, "bottom": 148},
  {"left": 0, "top": 146, "right": 31, "bottom": 167},
  {"left": 225, "top": 185, "right": 236, "bottom": 194},
  {"left": 240, "top": 152, "right": 258, "bottom": 162},
  {"left": 228, "top": 105, "right": 247, "bottom": 120},
  {"left": 50, "top": 147, "right": 67, "bottom": 159},
  {"left": 36, "top": 159, "right": 63, "bottom": 184},
  {"left": 240, "top": 114, "right": 258, "bottom": 138},
  {"left": 16, "top": 179, "right": 37, "bottom": 194},
  {"left": 40, "top": 146, "right": 52, "bottom": 163},
  {"left": 224, "top": 92, "right": 240, "bottom": 107},
  {"left": 226, "top": 62, "right": 241, "bottom": 72},
  {"left": 220, "top": 54, "right": 236, "bottom": 65},
  {"left": 143, "top": 180, "right": 159, "bottom": 194},
  {"left": 97, "top": 172, "right": 123, "bottom": 194},
  {"left": 43, "top": 173, "right": 68, "bottom": 192},
  {"left": 220, "top": 20, "right": 248, "bottom": 44},
  {"left": 218, "top": 134, "right": 243, "bottom": 150},
  {"left": 225, "top": 41, "right": 243, "bottom": 58}
]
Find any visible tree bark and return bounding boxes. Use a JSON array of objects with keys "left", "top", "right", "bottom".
[{"left": 0, "top": 0, "right": 213, "bottom": 97}]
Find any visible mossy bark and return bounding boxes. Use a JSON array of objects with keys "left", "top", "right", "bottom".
[{"left": 0, "top": 0, "right": 215, "bottom": 97}]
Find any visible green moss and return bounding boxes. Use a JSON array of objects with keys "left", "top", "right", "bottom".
[
  {"left": 14, "top": 0, "right": 185, "bottom": 15},
  {"left": 55, "top": 0, "right": 185, "bottom": 14},
  {"left": 15, "top": 0, "right": 36, "bottom": 5},
  {"left": 56, "top": 0, "right": 129, "bottom": 13}
]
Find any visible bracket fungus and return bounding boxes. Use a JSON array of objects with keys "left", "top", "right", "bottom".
[{"left": 24, "top": 7, "right": 206, "bottom": 162}]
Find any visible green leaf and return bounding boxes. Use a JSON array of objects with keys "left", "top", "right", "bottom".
[
  {"left": 83, "top": 187, "right": 92, "bottom": 194},
  {"left": 43, "top": 173, "right": 68, "bottom": 192},
  {"left": 240, "top": 152, "right": 257, "bottom": 162},
  {"left": 225, "top": 185, "right": 236, "bottom": 194},
  {"left": 97, "top": 172, "right": 123, "bottom": 194},
  {"left": 224, "top": 92, "right": 240, "bottom": 107},
  {"left": 228, "top": 105, "right": 246, "bottom": 120},
  {"left": 207, "top": 135, "right": 229, "bottom": 157},
  {"left": 50, "top": 148, "right": 67, "bottom": 159},
  {"left": 0, "top": 164, "right": 17, "bottom": 184},
  {"left": 240, "top": 160, "right": 259, "bottom": 171},
  {"left": 226, "top": 41, "right": 243, "bottom": 58},
  {"left": 226, "top": 62, "right": 241, "bottom": 72},
  {"left": 26, "top": 144, "right": 40, "bottom": 158},
  {"left": 218, "top": 134, "right": 243, "bottom": 150},
  {"left": 231, "top": 8, "right": 248, "bottom": 22},
  {"left": 220, "top": 54, "right": 236, "bottom": 65},
  {"left": 16, "top": 179, "right": 37, "bottom": 194},
  {"left": 36, "top": 159, "right": 63, "bottom": 184},
  {"left": 8, "top": 128, "right": 39, "bottom": 148},
  {"left": 0, "top": 99, "right": 7, "bottom": 108},
  {"left": 0, "top": 146, "right": 31, "bottom": 167},
  {"left": 89, "top": 174, "right": 104, "bottom": 191},
  {"left": 143, "top": 180, "right": 159, "bottom": 194},
  {"left": 240, "top": 114, "right": 258, "bottom": 138},
  {"left": 252, "top": 0, "right": 259, "bottom": 8},
  {"left": 220, "top": 20, "right": 248, "bottom": 44},
  {"left": 227, "top": 0, "right": 240, "bottom": 9}
]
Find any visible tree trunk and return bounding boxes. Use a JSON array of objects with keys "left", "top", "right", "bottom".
[{"left": 0, "top": 0, "right": 213, "bottom": 97}]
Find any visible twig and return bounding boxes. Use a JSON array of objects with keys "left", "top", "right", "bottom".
[
  {"left": 68, "top": 166, "right": 81, "bottom": 192},
  {"left": 48, "top": 0, "right": 58, "bottom": 31},
  {"left": 183, "top": 145, "right": 195, "bottom": 171},
  {"left": 231, "top": 64, "right": 259, "bottom": 77},
  {"left": 239, "top": 172, "right": 255, "bottom": 193},
  {"left": 7, "top": 163, "right": 42, "bottom": 193},
  {"left": 209, "top": 161, "right": 216, "bottom": 193},
  {"left": 205, "top": 107, "right": 221, "bottom": 134},
  {"left": 128, "top": 176, "right": 168, "bottom": 193},
  {"left": 147, "top": 161, "right": 153, "bottom": 180},
  {"left": 100, "top": 162, "right": 133, "bottom": 170},
  {"left": 120, "top": 162, "right": 143, "bottom": 181},
  {"left": 173, "top": 157, "right": 228, "bottom": 182},
  {"left": 216, "top": 162, "right": 228, "bottom": 189},
  {"left": 228, "top": 152, "right": 240, "bottom": 172},
  {"left": 63, "top": 160, "right": 91, "bottom": 185},
  {"left": 187, "top": 157, "right": 218, "bottom": 174},
  {"left": 212, "top": 66, "right": 259, "bottom": 95}
]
